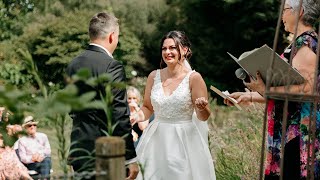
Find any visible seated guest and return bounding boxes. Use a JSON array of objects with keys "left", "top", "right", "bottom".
[
  {"left": 18, "top": 116, "right": 52, "bottom": 179},
  {"left": 0, "top": 134, "right": 31, "bottom": 180}
]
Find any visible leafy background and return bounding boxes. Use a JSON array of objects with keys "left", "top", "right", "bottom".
[
  {"left": 0, "top": 0, "right": 288, "bottom": 93},
  {"left": 0, "top": 0, "right": 303, "bottom": 178}
]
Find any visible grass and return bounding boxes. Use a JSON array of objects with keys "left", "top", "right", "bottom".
[
  {"left": 38, "top": 120, "right": 72, "bottom": 176},
  {"left": 208, "top": 101, "right": 265, "bottom": 179},
  {"left": 39, "top": 101, "right": 265, "bottom": 179}
]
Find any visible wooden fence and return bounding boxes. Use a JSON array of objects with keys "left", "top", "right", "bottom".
[{"left": 95, "top": 136, "right": 126, "bottom": 180}]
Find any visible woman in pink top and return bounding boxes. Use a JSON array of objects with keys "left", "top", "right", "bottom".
[{"left": 0, "top": 134, "right": 31, "bottom": 180}]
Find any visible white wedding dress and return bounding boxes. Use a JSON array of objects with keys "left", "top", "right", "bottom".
[{"left": 136, "top": 70, "right": 216, "bottom": 180}]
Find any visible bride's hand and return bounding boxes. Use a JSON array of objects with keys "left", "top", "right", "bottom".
[{"left": 195, "top": 97, "right": 208, "bottom": 111}]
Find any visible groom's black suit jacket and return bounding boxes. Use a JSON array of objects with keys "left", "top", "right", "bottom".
[{"left": 66, "top": 45, "right": 136, "bottom": 168}]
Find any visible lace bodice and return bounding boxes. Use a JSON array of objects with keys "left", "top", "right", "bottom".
[{"left": 150, "top": 70, "right": 194, "bottom": 122}]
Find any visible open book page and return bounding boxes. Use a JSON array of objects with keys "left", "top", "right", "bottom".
[
  {"left": 227, "top": 44, "right": 305, "bottom": 86},
  {"left": 210, "top": 85, "right": 242, "bottom": 110},
  {"left": 238, "top": 48, "right": 259, "bottom": 60}
]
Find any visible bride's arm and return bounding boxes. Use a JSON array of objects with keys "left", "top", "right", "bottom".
[
  {"left": 131, "top": 71, "right": 155, "bottom": 123},
  {"left": 190, "top": 72, "right": 211, "bottom": 121}
]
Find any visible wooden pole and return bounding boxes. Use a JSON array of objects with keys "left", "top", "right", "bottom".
[{"left": 95, "top": 137, "right": 125, "bottom": 180}]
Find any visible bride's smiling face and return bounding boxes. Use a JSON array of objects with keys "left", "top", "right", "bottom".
[{"left": 162, "top": 38, "right": 182, "bottom": 65}]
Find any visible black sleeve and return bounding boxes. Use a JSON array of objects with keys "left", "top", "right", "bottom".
[
  {"left": 132, "top": 123, "right": 143, "bottom": 137},
  {"left": 108, "top": 60, "right": 136, "bottom": 160}
]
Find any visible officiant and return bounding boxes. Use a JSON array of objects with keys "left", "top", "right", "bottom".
[{"left": 224, "top": 0, "right": 320, "bottom": 179}]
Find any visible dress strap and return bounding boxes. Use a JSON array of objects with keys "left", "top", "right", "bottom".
[
  {"left": 154, "top": 69, "right": 161, "bottom": 83},
  {"left": 186, "top": 70, "right": 195, "bottom": 81}
]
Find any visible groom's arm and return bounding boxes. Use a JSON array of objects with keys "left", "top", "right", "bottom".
[{"left": 107, "top": 60, "right": 137, "bottom": 161}]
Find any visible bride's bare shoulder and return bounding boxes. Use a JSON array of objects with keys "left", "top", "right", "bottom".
[
  {"left": 148, "top": 70, "right": 158, "bottom": 78},
  {"left": 190, "top": 71, "right": 202, "bottom": 79}
]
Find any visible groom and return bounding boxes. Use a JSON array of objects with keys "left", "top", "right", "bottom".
[{"left": 66, "top": 12, "right": 138, "bottom": 179}]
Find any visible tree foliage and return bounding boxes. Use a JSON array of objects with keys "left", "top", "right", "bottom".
[
  {"left": 144, "top": 0, "right": 283, "bottom": 92},
  {"left": 0, "top": 0, "right": 34, "bottom": 40},
  {"left": 0, "top": 0, "right": 149, "bottom": 87},
  {"left": 0, "top": 0, "right": 286, "bottom": 93}
]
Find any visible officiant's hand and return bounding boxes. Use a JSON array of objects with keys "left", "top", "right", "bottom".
[
  {"left": 224, "top": 88, "right": 252, "bottom": 105},
  {"left": 244, "top": 71, "right": 265, "bottom": 95}
]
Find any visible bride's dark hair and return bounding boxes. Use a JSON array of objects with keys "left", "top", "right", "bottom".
[{"left": 160, "top": 30, "right": 192, "bottom": 68}]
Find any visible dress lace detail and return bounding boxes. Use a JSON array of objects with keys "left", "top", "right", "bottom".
[
  {"left": 136, "top": 69, "right": 216, "bottom": 180},
  {"left": 151, "top": 69, "right": 194, "bottom": 121}
]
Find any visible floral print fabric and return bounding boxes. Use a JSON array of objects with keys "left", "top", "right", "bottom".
[
  {"left": 0, "top": 147, "right": 30, "bottom": 180},
  {"left": 265, "top": 31, "right": 320, "bottom": 178}
]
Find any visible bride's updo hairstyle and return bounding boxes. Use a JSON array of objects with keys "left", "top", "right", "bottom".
[{"left": 160, "top": 30, "right": 192, "bottom": 68}]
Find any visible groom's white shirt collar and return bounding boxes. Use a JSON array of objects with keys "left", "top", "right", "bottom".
[{"left": 90, "top": 43, "right": 113, "bottom": 58}]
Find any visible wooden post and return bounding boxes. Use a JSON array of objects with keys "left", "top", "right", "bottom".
[{"left": 95, "top": 137, "right": 125, "bottom": 180}]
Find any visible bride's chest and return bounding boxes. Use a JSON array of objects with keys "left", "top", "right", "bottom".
[{"left": 151, "top": 81, "right": 192, "bottom": 108}]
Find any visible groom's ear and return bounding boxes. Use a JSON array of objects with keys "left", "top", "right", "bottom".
[{"left": 108, "top": 32, "right": 115, "bottom": 44}]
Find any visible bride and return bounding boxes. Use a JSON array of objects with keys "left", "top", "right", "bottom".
[{"left": 131, "top": 30, "right": 216, "bottom": 180}]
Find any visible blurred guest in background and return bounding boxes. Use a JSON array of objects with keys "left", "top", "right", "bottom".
[
  {"left": 127, "top": 86, "right": 151, "bottom": 147},
  {"left": 0, "top": 133, "right": 31, "bottom": 180}
]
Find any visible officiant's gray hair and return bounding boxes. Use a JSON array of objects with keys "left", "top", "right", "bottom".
[
  {"left": 89, "top": 12, "right": 119, "bottom": 40},
  {"left": 286, "top": 0, "right": 320, "bottom": 26}
]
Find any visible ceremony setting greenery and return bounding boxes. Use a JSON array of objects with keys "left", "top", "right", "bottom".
[{"left": 0, "top": 0, "right": 296, "bottom": 179}]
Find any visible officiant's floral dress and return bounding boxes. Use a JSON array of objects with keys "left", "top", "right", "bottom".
[{"left": 265, "top": 30, "right": 320, "bottom": 179}]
